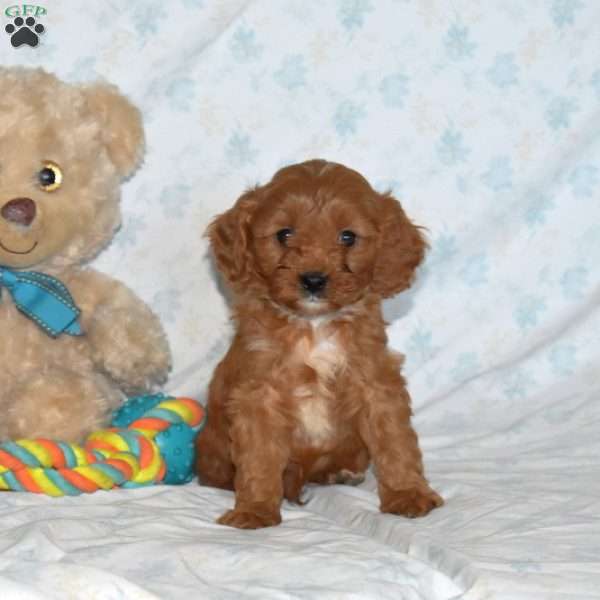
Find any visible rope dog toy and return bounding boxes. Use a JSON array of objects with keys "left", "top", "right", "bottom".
[{"left": 0, "top": 394, "right": 206, "bottom": 496}]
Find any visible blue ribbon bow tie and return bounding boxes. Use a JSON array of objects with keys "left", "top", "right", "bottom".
[{"left": 0, "top": 266, "right": 83, "bottom": 338}]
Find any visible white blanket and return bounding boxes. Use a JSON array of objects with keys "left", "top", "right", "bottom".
[{"left": 2, "top": 0, "right": 599, "bottom": 598}]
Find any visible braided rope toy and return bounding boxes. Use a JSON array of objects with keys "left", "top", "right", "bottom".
[{"left": 0, "top": 394, "right": 206, "bottom": 496}]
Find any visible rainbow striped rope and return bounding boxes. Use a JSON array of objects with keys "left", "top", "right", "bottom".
[{"left": 0, "top": 394, "right": 205, "bottom": 496}]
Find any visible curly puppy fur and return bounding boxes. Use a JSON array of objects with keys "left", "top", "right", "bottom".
[{"left": 197, "top": 159, "right": 442, "bottom": 529}]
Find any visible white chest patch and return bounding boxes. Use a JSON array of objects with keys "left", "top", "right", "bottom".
[
  {"left": 292, "top": 322, "right": 346, "bottom": 445},
  {"left": 294, "top": 323, "right": 346, "bottom": 383},
  {"left": 296, "top": 395, "right": 333, "bottom": 444}
]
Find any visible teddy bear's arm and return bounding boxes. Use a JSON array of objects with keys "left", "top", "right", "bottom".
[{"left": 67, "top": 269, "right": 172, "bottom": 393}]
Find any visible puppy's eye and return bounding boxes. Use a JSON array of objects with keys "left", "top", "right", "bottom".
[
  {"left": 38, "top": 162, "right": 63, "bottom": 192},
  {"left": 276, "top": 228, "right": 294, "bottom": 246},
  {"left": 339, "top": 230, "right": 356, "bottom": 247}
]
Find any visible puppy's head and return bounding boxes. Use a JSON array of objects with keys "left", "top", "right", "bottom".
[{"left": 209, "top": 160, "right": 426, "bottom": 316}]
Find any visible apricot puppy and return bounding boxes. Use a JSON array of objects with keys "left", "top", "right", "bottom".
[{"left": 197, "top": 159, "right": 442, "bottom": 529}]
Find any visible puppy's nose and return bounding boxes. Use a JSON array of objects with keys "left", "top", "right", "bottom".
[
  {"left": 1, "top": 198, "right": 36, "bottom": 226},
  {"left": 300, "top": 272, "right": 328, "bottom": 295}
]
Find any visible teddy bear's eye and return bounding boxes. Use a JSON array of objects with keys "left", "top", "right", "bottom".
[{"left": 38, "top": 161, "right": 63, "bottom": 192}]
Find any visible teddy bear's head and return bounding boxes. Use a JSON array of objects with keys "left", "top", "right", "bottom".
[{"left": 0, "top": 67, "right": 144, "bottom": 271}]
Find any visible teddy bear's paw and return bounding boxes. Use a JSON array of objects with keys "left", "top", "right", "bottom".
[
  {"left": 91, "top": 314, "right": 171, "bottom": 393},
  {"left": 97, "top": 344, "right": 171, "bottom": 393}
]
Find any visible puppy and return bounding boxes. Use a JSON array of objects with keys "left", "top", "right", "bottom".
[{"left": 197, "top": 159, "right": 442, "bottom": 529}]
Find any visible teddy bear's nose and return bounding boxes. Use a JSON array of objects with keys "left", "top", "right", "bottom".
[{"left": 1, "top": 198, "right": 36, "bottom": 227}]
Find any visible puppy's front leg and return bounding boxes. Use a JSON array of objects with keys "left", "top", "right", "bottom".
[
  {"left": 218, "top": 385, "right": 290, "bottom": 529},
  {"left": 361, "top": 381, "right": 443, "bottom": 518}
]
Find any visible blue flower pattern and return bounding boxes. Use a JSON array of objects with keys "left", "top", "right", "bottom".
[
  {"left": 338, "top": 0, "right": 374, "bottom": 32},
  {"left": 274, "top": 55, "right": 307, "bottom": 90},
  {"left": 444, "top": 23, "right": 477, "bottom": 61},
  {"left": 225, "top": 131, "right": 259, "bottom": 167},
  {"left": 437, "top": 128, "right": 470, "bottom": 166},
  {"left": 230, "top": 27, "right": 263, "bottom": 62},
  {"left": 379, "top": 73, "right": 409, "bottom": 108},
  {"left": 546, "top": 96, "right": 579, "bottom": 130},
  {"left": 333, "top": 100, "right": 366, "bottom": 137},
  {"left": 487, "top": 53, "right": 519, "bottom": 88},
  {"left": 482, "top": 156, "right": 513, "bottom": 191},
  {"left": 550, "top": 0, "right": 584, "bottom": 28}
]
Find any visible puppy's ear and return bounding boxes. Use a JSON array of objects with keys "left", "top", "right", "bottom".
[
  {"left": 207, "top": 188, "right": 261, "bottom": 286},
  {"left": 371, "top": 193, "right": 427, "bottom": 298},
  {"left": 83, "top": 83, "right": 145, "bottom": 179}
]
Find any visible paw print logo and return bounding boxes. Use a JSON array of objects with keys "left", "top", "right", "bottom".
[{"left": 5, "top": 16, "right": 45, "bottom": 48}]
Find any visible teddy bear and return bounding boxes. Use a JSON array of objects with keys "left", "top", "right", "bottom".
[{"left": 0, "top": 67, "right": 171, "bottom": 443}]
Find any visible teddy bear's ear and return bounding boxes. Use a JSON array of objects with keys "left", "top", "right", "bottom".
[{"left": 82, "top": 83, "right": 145, "bottom": 179}]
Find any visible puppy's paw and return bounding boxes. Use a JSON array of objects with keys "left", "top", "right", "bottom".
[
  {"left": 380, "top": 486, "right": 443, "bottom": 518},
  {"left": 217, "top": 506, "right": 282, "bottom": 529}
]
